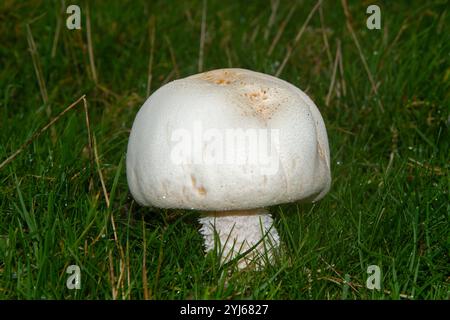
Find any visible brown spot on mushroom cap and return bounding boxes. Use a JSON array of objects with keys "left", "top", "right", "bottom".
[
  {"left": 197, "top": 69, "right": 288, "bottom": 123},
  {"left": 191, "top": 174, "right": 207, "bottom": 196},
  {"left": 317, "top": 142, "right": 326, "bottom": 160},
  {"left": 197, "top": 186, "right": 207, "bottom": 196},
  {"left": 199, "top": 69, "right": 238, "bottom": 85},
  {"left": 237, "top": 87, "right": 282, "bottom": 123}
]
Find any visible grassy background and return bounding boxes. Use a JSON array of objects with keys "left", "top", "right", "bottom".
[{"left": 0, "top": 0, "right": 448, "bottom": 299}]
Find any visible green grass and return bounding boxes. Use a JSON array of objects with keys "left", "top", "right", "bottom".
[{"left": 0, "top": 0, "right": 448, "bottom": 299}]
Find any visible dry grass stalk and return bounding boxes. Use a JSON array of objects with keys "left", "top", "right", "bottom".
[
  {"left": 268, "top": 3, "right": 297, "bottom": 56},
  {"left": 86, "top": 2, "right": 98, "bottom": 84},
  {"left": 341, "top": 0, "right": 384, "bottom": 112},
  {"left": 0, "top": 95, "right": 86, "bottom": 171},
  {"left": 198, "top": 0, "right": 207, "bottom": 72},
  {"left": 326, "top": 40, "right": 341, "bottom": 106},
  {"left": 146, "top": 16, "right": 156, "bottom": 97},
  {"left": 264, "top": 0, "right": 280, "bottom": 40},
  {"left": 275, "top": 0, "right": 322, "bottom": 77}
]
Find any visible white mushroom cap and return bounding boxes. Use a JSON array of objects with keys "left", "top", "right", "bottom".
[{"left": 126, "top": 68, "right": 331, "bottom": 211}]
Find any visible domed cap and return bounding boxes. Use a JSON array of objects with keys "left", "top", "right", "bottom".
[{"left": 126, "top": 68, "right": 331, "bottom": 211}]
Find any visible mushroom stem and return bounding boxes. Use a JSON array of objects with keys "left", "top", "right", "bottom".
[{"left": 198, "top": 208, "right": 280, "bottom": 269}]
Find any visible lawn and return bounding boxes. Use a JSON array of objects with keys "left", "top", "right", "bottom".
[{"left": 0, "top": 0, "right": 448, "bottom": 299}]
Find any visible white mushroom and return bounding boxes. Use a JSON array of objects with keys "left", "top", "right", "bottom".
[{"left": 126, "top": 68, "right": 331, "bottom": 269}]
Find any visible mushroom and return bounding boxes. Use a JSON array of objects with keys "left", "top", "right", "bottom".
[{"left": 126, "top": 68, "right": 331, "bottom": 269}]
